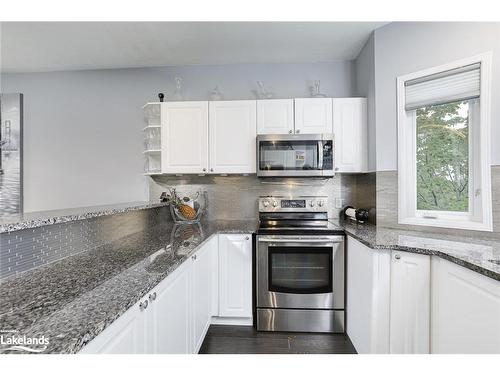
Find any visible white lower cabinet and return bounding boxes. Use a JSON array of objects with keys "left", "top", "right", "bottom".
[
  {"left": 218, "top": 234, "right": 253, "bottom": 319},
  {"left": 346, "top": 236, "right": 391, "bottom": 354},
  {"left": 79, "top": 297, "right": 147, "bottom": 354},
  {"left": 431, "top": 256, "right": 500, "bottom": 354},
  {"left": 149, "top": 261, "right": 191, "bottom": 354},
  {"left": 80, "top": 234, "right": 252, "bottom": 354},
  {"left": 191, "top": 240, "right": 214, "bottom": 353},
  {"left": 389, "top": 251, "right": 430, "bottom": 354}
]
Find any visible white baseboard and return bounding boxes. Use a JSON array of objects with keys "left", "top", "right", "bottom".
[{"left": 211, "top": 316, "right": 253, "bottom": 326}]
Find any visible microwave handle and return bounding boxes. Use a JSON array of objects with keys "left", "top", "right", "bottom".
[{"left": 318, "top": 141, "right": 324, "bottom": 169}]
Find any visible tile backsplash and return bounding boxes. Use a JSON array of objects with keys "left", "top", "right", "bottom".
[
  {"left": 376, "top": 166, "right": 500, "bottom": 239},
  {"left": 0, "top": 207, "right": 169, "bottom": 279},
  {"left": 149, "top": 175, "right": 352, "bottom": 220}
]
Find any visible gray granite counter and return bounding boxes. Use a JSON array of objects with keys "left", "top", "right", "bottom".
[
  {"left": 0, "top": 201, "right": 169, "bottom": 233},
  {"left": 0, "top": 218, "right": 257, "bottom": 354},
  {"left": 339, "top": 220, "right": 500, "bottom": 282}
]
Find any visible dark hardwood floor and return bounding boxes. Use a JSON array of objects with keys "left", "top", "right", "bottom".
[{"left": 199, "top": 325, "right": 357, "bottom": 354}]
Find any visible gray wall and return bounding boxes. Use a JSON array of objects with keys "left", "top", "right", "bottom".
[
  {"left": 374, "top": 22, "right": 500, "bottom": 171},
  {"left": 354, "top": 32, "right": 376, "bottom": 172},
  {"left": 1, "top": 61, "right": 355, "bottom": 212},
  {"left": 373, "top": 22, "right": 500, "bottom": 237}
]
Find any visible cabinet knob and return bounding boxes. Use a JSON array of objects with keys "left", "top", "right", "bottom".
[
  {"left": 245, "top": 236, "right": 250, "bottom": 240},
  {"left": 210, "top": 168, "right": 214, "bottom": 172},
  {"left": 192, "top": 254, "right": 197, "bottom": 260},
  {"left": 139, "top": 300, "right": 149, "bottom": 311},
  {"left": 202, "top": 168, "right": 206, "bottom": 172},
  {"left": 335, "top": 167, "right": 339, "bottom": 171},
  {"left": 288, "top": 130, "right": 293, "bottom": 134},
  {"left": 296, "top": 129, "right": 300, "bottom": 134},
  {"left": 148, "top": 292, "right": 157, "bottom": 302},
  {"left": 394, "top": 254, "right": 401, "bottom": 260}
]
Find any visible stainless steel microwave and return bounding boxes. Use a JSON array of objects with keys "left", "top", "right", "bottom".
[{"left": 256, "top": 133, "right": 334, "bottom": 178}]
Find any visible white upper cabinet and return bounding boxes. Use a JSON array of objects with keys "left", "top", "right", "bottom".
[
  {"left": 431, "top": 257, "right": 500, "bottom": 354},
  {"left": 294, "top": 98, "right": 333, "bottom": 134},
  {"left": 209, "top": 100, "right": 257, "bottom": 174},
  {"left": 389, "top": 251, "right": 430, "bottom": 354},
  {"left": 161, "top": 101, "right": 209, "bottom": 174},
  {"left": 257, "top": 99, "right": 294, "bottom": 134},
  {"left": 332, "top": 98, "right": 368, "bottom": 173},
  {"left": 218, "top": 234, "right": 253, "bottom": 318}
]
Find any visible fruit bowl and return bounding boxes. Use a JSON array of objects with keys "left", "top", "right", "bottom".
[{"left": 163, "top": 188, "right": 206, "bottom": 223}]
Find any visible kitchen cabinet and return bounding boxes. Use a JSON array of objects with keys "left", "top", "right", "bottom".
[
  {"left": 218, "top": 234, "right": 253, "bottom": 318},
  {"left": 389, "top": 251, "right": 430, "bottom": 354},
  {"left": 191, "top": 239, "right": 214, "bottom": 353},
  {"left": 294, "top": 98, "right": 333, "bottom": 134},
  {"left": 346, "top": 236, "right": 391, "bottom": 354},
  {"left": 79, "top": 297, "right": 147, "bottom": 354},
  {"left": 161, "top": 101, "right": 209, "bottom": 174},
  {"left": 332, "top": 98, "right": 368, "bottom": 173},
  {"left": 148, "top": 261, "right": 191, "bottom": 354},
  {"left": 257, "top": 99, "right": 294, "bottom": 134},
  {"left": 431, "top": 257, "right": 500, "bottom": 354},
  {"left": 209, "top": 100, "right": 257, "bottom": 174}
]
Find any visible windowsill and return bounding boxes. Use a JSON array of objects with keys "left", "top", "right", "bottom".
[{"left": 398, "top": 216, "right": 493, "bottom": 232}]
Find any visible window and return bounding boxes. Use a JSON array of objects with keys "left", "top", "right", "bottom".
[{"left": 397, "top": 53, "right": 492, "bottom": 231}]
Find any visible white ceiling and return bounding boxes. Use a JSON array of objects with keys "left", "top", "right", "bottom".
[{"left": 0, "top": 22, "right": 386, "bottom": 73}]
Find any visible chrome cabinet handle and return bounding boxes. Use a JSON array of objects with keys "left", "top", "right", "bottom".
[
  {"left": 192, "top": 254, "right": 197, "bottom": 260},
  {"left": 245, "top": 236, "right": 250, "bottom": 240},
  {"left": 394, "top": 254, "right": 401, "bottom": 260},
  {"left": 139, "top": 300, "right": 149, "bottom": 311},
  {"left": 148, "top": 292, "right": 157, "bottom": 302},
  {"left": 288, "top": 130, "right": 293, "bottom": 134}
]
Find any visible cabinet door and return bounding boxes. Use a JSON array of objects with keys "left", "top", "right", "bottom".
[
  {"left": 161, "top": 101, "right": 209, "bottom": 174},
  {"left": 209, "top": 100, "right": 257, "bottom": 174},
  {"left": 191, "top": 241, "right": 214, "bottom": 353},
  {"left": 148, "top": 261, "right": 191, "bottom": 354},
  {"left": 294, "top": 98, "right": 333, "bottom": 134},
  {"left": 257, "top": 99, "right": 294, "bottom": 134},
  {"left": 431, "top": 257, "right": 500, "bottom": 354},
  {"left": 332, "top": 98, "right": 367, "bottom": 173},
  {"left": 346, "top": 236, "right": 391, "bottom": 354},
  {"left": 390, "top": 251, "right": 430, "bottom": 354},
  {"left": 79, "top": 299, "right": 147, "bottom": 354},
  {"left": 218, "top": 234, "right": 252, "bottom": 318}
]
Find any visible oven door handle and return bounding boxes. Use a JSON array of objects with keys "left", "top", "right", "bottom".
[{"left": 258, "top": 237, "right": 343, "bottom": 243}]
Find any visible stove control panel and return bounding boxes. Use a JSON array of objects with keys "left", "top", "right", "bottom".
[{"left": 259, "top": 196, "right": 328, "bottom": 212}]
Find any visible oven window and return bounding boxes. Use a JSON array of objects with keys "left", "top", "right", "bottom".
[
  {"left": 268, "top": 247, "right": 332, "bottom": 294},
  {"left": 259, "top": 140, "right": 320, "bottom": 171}
]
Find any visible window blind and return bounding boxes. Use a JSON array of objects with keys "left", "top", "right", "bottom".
[{"left": 405, "top": 63, "right": 480, "bottom": 111}]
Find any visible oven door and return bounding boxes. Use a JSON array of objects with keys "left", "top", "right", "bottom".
[
  {"left": 257, "top": 235, "right": 344, "bottom": 309},
  {"left": 256, "top": 133, "right": 334, "bottom": 177}
]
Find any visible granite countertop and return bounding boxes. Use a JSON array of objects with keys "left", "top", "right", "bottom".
[
  {"left": 339, "top": 220, "right": 500, "bottom": 282},
  {"left": 0, "top": 218, "right": 258, "bottom": 354},
  {"left": 0, "top": 201, "right": 169, "bottom": 233},
  {"left": 1, "top": 210, "right": 499, "bottom": 354}
]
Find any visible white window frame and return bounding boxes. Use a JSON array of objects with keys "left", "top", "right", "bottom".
[{"left": 397, "top": 52, "right": 493, "bottom": 231}]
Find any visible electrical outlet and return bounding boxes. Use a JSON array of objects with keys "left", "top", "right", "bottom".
[{"left": 334, "top": 197, "right": 344, "bottom": 209}]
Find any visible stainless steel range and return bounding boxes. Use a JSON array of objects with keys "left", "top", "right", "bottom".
[{"left": 256, "top": 196, "right": 345, "bottom": 333}]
